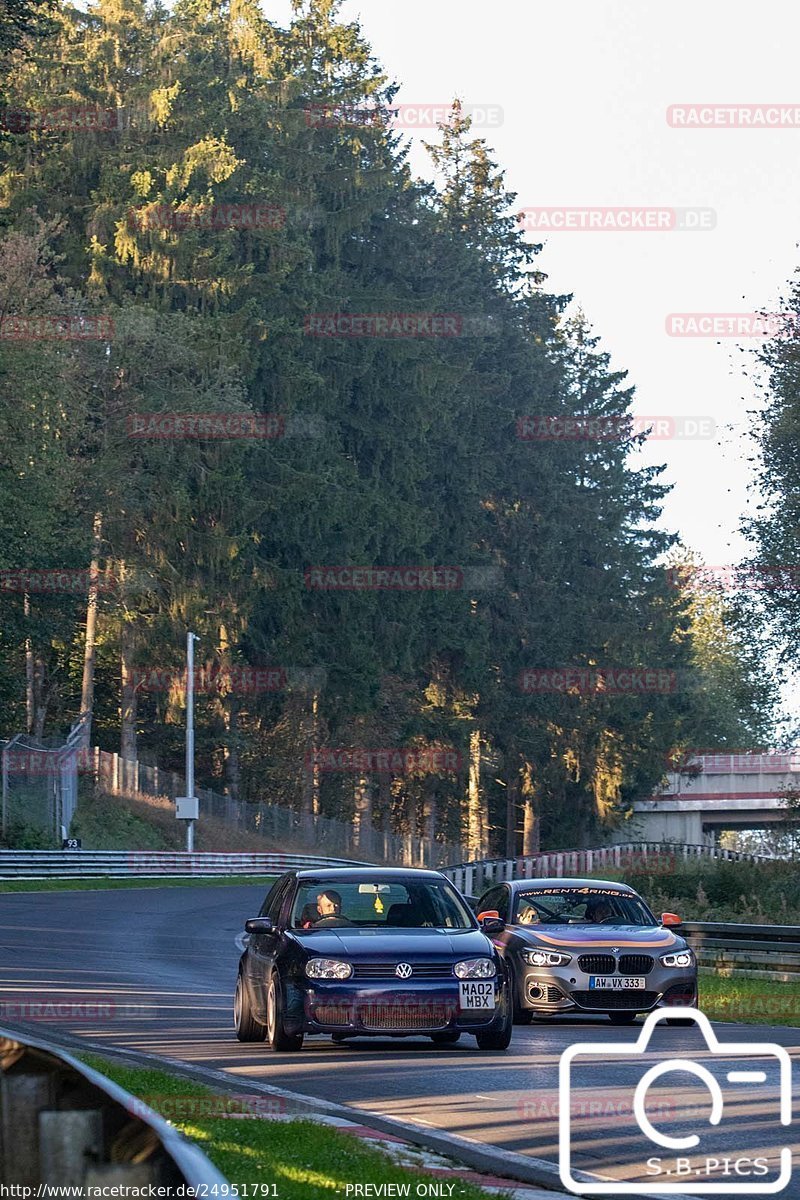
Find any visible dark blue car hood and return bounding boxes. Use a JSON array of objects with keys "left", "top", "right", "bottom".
[{"left": 292, "top": 926, "right": 492, "bottom": 959}]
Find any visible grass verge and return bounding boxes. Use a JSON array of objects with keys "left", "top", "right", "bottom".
[
  {"left": 0, "top": 875, "right": 276, "bottom": 893},
  {"left": 699, "top": 973, "right": 800, "bottom": 1026},
  {"left": 80, "top": 1055, "right": 498, "bottom": 1198}
]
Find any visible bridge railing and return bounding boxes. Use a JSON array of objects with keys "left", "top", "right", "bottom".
[{"left": 440, "top": 841, "right": 774, "bottom": 896}]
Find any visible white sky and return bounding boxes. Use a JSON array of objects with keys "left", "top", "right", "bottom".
[{"left": 268, "top": 0, "right": 800, "bottom": 572}]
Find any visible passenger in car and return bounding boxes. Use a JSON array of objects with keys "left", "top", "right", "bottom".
[{"left": 517, "top": 902, "right": 541, "bottom": 924}]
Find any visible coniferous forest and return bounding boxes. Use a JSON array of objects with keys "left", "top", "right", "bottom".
[{"left": 0, "top": 0, "right": 777, "bottom": 855}]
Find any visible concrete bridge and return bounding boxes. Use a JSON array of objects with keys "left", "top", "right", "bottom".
[{"left": 618, "top": 751, "right": 800, "bottom": 844}]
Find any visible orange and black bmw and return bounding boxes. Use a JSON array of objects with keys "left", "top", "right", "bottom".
[{"left": 475, "top": 878, "right": 697, "bottom": 1025}]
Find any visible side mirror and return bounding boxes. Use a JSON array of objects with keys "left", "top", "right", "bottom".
[
  {"left": 245, "top": 916, "right": 274, "bottom": 935},
  {"left": 477, "top": 910, "right": 505, "bottom": 934},
  {"left": 661, "top": 912, "right": 682, "bottom": 927}
]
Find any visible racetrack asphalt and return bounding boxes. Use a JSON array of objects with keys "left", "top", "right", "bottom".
[{"left": 0, "top": 884, "right": 797, "bottom": 1198}]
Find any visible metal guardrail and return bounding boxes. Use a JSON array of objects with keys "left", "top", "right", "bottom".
[
  {"left": 0, "top": 850, "right": 365, "bottom": 878},
  {"left": 0, "top": 1025, "right": 229, "bottom": 1188},
  {"left": 679, "top": 921, "right": 800, "bottom": 980},
  {"left": 440, "top": 841, "right": 778, "bottom": 896}
]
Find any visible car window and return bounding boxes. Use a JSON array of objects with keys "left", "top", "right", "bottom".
[
  {"left": 258, "top": 875, "right": 287, "bottom": 917},
  {"left": 291, "top": 879, "right": 474, "bottom": 929},
  {"left": 512, "top": 887, "right": 654, "bottom": 926},
  {"left": 478, "top": 886, "right": 505, "bottom": 916},
  {"left": 262, "top": 875, "right": 294, "bottom": 922}
]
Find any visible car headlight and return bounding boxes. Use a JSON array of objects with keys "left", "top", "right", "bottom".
[
  {"left": 453, "top": 958, "right": 497, "bottom": 979},
  {"left": 305, "top": 958, "right": 353, "bottom": 980},
  {"left": 660, "top": 950, "right": 694, "bottom": 968},
  {"left": 522, "top": 948, "right": 572, "bottom": 967}
]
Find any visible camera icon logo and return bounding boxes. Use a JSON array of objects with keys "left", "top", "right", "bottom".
[{"left": 559, "top": 1007, "right": 792, "bottom": 1194}]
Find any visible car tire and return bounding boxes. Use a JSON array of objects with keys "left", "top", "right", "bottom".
[
  {"left": 234, "top": 972, "right": 266, "bottom": 1042},
  {"left": 607, "top": 1012, "right": 638, "bottom": 1025},
  {"left": 266, "top": 973, "right": 304, "bottom": 1052},
  {"left": 508, "top": 963, "right": 533, "bottom": 1025},
  {"left": 430, "top": 1031, "right": 461, "bottom": 1045},
  {"left": 475, "top": 996, "right": 513, "bottom": 1051}
]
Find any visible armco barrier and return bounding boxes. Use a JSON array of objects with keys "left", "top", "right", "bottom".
[
  {"left": 0, "top": 849, "right": 364, "bottom": 878},
  {"left": 441, "top": 841, "right": 778, "bottom": 896},
  {"left": 679, "top": 921, "right": 800, "bottom": 982},
  {"left": 0, "top": 1024, "right": 229, "bottom": 1188}
]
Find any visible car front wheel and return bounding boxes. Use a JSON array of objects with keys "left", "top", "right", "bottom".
[
  {"left": 508, "top": 962, "right": 533, "bottom": 1025},
  {"left": 234, "top": 972, "right": 266, "bottom": 1042},
  {"left": 475, "top": 995, "right": 512, "bottom": 1050},
  {"left": 267, "top": 973, "right": 304, "bottom": 1052}
]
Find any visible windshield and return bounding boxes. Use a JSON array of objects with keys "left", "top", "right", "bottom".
[
  {"left": 292, "top": 879, "right": 474, "bottom": 930},
  {"left": 513, "top": 887, "right": 655, "bottom": 927}
]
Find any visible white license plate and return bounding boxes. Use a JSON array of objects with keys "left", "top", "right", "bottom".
[
  {"left": 589, "top": 976, "right": 645, "bottom": 990},
  {"left": 459, "top": 980, "right": 495, "bottom": 1009}
]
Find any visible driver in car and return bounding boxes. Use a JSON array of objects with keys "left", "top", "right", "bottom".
[
  {"left": 586, "top": 897, "right": 614, "bottom": 923},
  {"left": 301, "top": 889, "right": 354, "bottom": 928}
]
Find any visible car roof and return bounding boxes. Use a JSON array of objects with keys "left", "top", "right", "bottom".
[
  {"left": 504, "top": 877, "right": 637, "bottom": 895},
  {"left": 294, "top": 866, "right": 448, "bottom": 881}
]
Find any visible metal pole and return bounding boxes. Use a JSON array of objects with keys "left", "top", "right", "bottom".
[{"left": 186, "top": 632, "right": 197, "bottom": 852}]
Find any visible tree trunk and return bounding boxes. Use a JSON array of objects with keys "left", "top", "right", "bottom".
[
  {"left": 24, "top": 591, "right": 34, "bottom": 734},
  {"left": 467, "top": 728, "right": 486, "bottom": 858},
  {"left": 353, "top": 774, "right": 372, "bottom": 855},
  {"left": 505, "top": 773, "right": 518, "bottom": 858},
  {"left": 120, "top": 615, "right": 138, "bottom": 761},
  {"left": 300, "top": 690, "right": 321, "bottom": 828},
  {"left": 521, "top": 761, "right": 540, "bottom": 855},
  {"left": 378, "top": 773, "right": 393, "bottom": 857},
  {"left": 223, "top": 695, "right": 241, "bottom": 800},
  {"left": 32, "top": 659, "right": 47, "bottom": 740},
  {"left": 79, "top": 512, "right": 103, "bottom": 748},
  {"left": 423, "top": 787, "right": 437, "bottom": 866}
]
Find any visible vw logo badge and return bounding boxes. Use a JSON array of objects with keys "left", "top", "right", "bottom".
[{"left": 395, "top": 962, "right": 413, "bottom": 979}]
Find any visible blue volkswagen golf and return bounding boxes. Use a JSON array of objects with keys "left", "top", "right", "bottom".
[{"left": 234, "top": 867, "right": 512, "bottom": 1051}]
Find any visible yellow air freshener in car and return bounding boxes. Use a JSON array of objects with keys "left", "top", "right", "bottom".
[{"left": 374, "top": 895, "right": 384, "bottom": 914}]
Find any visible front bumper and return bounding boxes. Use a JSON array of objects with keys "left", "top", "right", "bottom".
[
  {"left": 290, "top": 980, "right": 505, "bottom": 1036},
  {"left": 515, "top": 959, "right": 697, "bottom": 1014}
]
